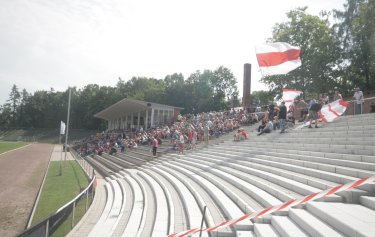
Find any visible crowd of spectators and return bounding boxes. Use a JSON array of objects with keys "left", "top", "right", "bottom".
[
  {"left": 73, "top": 108, "right": 258, "bottom": 157},
  {"left": 74, "top": 88, "right": 370, "bottom": 156}
]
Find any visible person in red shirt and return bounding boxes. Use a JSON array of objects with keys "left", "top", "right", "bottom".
[
  {"left": 188, "top": 129, "right": 193, "bottom": 149},
  {"left": 152, "top": 135, "right": 158, "bottom": 157}
]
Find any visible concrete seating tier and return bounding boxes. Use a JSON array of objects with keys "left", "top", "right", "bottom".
[{"left": 73, "top": 113, "right": 375, "bottom": 237}]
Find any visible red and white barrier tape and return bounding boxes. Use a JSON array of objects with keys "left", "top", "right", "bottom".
[{"left": 168, "top": 175, "right": 375, "bottom": 237}]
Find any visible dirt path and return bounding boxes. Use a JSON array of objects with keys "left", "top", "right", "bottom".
[{"left": 0, "top": 143, "right": 54, "bottom": 237}]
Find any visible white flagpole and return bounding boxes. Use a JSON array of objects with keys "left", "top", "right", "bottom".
[{"left": 64, "top": 88, "right": 72, "bottom": 163}]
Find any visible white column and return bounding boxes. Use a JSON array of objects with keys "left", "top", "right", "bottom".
[
  {"left": 137, "top": 112, "right": 140, "bottom": 129},
  {"left": 145, "top": 109, "right": 149, "bottom": 129},
  {"left": 162, "top": 110, "right": 165, "bottom": 124},
  {"left": 151, "top": 108, "right": 154, "bottom": 128},
  {"left": 131, "top": 113, "right": 134, "bottom": 129},
  {"left": 125, "top": 116, "right": 128, "bottom": 130}
]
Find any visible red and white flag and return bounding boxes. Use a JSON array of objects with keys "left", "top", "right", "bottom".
[
  {"left": 320, "top": 99, "right": 348, "bottom": 122},
  {"left": 282, "top": 89, "right": 302, "bottom": 111},
  {"left": 255, "top": 42, "right": 301, "bottom": 76}
]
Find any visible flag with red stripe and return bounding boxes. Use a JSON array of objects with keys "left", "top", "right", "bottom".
[
  {"left": 255, "top": 42, "right": 302, "bottom": 76},
  {"left": 320, "top": 99, "right": 348, "bottom": 122}
]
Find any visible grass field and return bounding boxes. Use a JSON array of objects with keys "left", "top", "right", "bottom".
[
  {"left": 0, "top": 142, "right": 28, "bottom": 154},
  {"left": 32, "top": 160, "right": 90, "bottom": 236}
]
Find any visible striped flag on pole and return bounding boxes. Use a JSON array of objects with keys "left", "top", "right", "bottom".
[
  {"left": 255, "top": 42, "right": 302, "bottom": 76},
  {"left": 60, "top": 121, "right": 66, "bottom": 135}
]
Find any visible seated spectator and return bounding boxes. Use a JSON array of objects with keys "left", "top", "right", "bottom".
[
  {"left": 258, "top": 117, "right": 267, "bottom": 133},
  {"left": 258, "top": 120, "right": 273, "bottom": 136},
  {"left": 273, "top": 116, "right": 280, "bottom": 130},
  {"left": 109, "top": 146, "right": 117, "bottom": 155},
  {"left": 240, "top": 128, "right": 248, "bottom": 139},
  {"left": 233, "top": 129, "right": 241, "bottom": 141}
]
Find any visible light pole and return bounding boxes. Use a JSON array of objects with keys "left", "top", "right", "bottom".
[{"left": 64, "top": 88, "right": 72, "bottom": 166}]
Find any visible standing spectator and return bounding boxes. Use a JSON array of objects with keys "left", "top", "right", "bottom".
[
  {"left": 152, "top": 135, "right": 158, "bottom": 157},
  {"left": 279, "top": 101, "right": 287, "bottom": 133},
  {"left": 334, "top": 90, "right": 342, "bottom": 101},
  {"left": 353, "top": 87, "right": 364, "bottom": 114},
  {"left": 323, "top": 93, "right": 329, "bottom": 105},
  {"left": 268, "top": 101, "right": 275, "bottom": 121},
  {"left": 188, "top": 129, "right": 193, "bottom": 149},
  {"left": 191, "top": 129, "right": 197, "bottom": 150},
  {"left": 204, "top": 123, "right": 209, "bottom": 146},
  {"left": 178, "top": 133, "right": 185, "bottom": 154},
  {"left": 308, "top": 99, "right": 322, "bottom": 128},
  {"left": 296, "top": 99, "right": 309, "bottom": 122}
]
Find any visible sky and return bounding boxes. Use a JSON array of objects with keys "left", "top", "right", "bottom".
[{"left": 0, "top": 0, "right": 346, "bottom": 104}]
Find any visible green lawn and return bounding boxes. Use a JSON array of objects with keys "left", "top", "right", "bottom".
[
  {"left": 0, "top": 142, "right": 28, "bottom": 154},
  {"left": 32, "top": 160, "right": 91, "bottom": 236}
]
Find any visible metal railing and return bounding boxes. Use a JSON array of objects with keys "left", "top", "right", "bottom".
[
  {"left": 17, "top": 153, "right": 96, "bottom": 237},
  {"left": 345, "top": 96, "right": 375, "bottom": 115}
]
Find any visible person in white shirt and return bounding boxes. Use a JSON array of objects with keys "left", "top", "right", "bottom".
[{"left": 353, "top": 87, "right": 364, "bottom": 114}]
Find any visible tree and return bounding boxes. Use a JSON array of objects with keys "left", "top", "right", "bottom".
[
  {"left": 262, "top": 8, "right": 342, "bottom": 98},
  {"left": 251, "top": 90, "right": 275, "bottom": 106},
  {"left": 0, "top": 104, "right": 12, "bottom": 128},
  {"left": 18, "top": 89, "right": 31, "bottom": 127},
  {"left": 334, "top": 0, "right": 375, "bottom": 91},
  {"left": 7, "top": 85, "right": 21, "bottom": 127}
]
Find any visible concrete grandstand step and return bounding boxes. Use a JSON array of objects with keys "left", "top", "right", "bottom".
[
  {"left": 147, "top": 165, "right": 210, "bottom": 236},
  {"left": 85, "top": 156, "right": 115, "bottom": 177},
  {"left": 166, "top": 159, "right": 264, "bottom": 211},
  {"left": 139, "top": 168, "right": 187, "bottom": 234},
  {"left": 236, "top": 156, "right": 375, "bottom": 193},
  {"left": 87, "top": 178, "right": 124, "bottom": 237},
  {"left": 115, "top": 152, "right": 147, "bottom": 166},
  {"left": 120, "top": 172, "right": 146, "bottom": 237},
  {"left": 209, "top": 146, "right": 375, "bottom": 172},
  {"left": 307, "top": 202, "right": 375, "bottom": 237},
  {"left": 271, "top": 215, "right": 309, "bottom": 237},
  {"left": 129, "top": 172, "right": 157, "bottom": 237},
  {"left": 360, "top": 196, "right": 375, "bottom": 211},
  {"left": 151, "top": 163, "right": 234, "bottom": 236},
  {"left": 103, "top": 153, "right": 137, "bottom": 168},
  {"left": 255, "top": 154, "right": 375, "bottom": 179},
  {"left": 179, "top": 154, "right": 299, "bottom": 205},
  {"left": 137, "top": 171, "right": 171, "bottom": 236},
  {"left": 254, "top": 223, "right": 280, "bottom": 237},
  {"left": 212, "top": 145, "right": 375, "bottom": 165},
  {"left": 225, "top": 140, "right": 375, "bottom": 156},
  {"left": 190, "top": 151, "right": 342, "bottom": 201},
  {"left": 236, "top": 231, "right": 256, "bottom": 237},
  {"left": 288, "top": 208, "right": 344, "bottom": 237},
  {"left": 255, "top": 136, "right": 375, "bottom": 146},
  {"left": 205, "top": 147, "right": 375, "bottom": 180},
  {"left": 111, "top": 179, "right": 134, "bottom": 237}
]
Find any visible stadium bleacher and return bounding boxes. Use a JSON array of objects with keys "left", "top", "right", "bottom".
[{"left": 68, "top": 113, "right": 375, "bottom": 237}]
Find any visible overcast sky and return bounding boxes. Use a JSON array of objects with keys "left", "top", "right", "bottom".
[{"left": 0, "top": 0, "right": 345, "bottom": 104}]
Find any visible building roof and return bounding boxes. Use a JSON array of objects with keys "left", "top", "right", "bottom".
[{"left": 94, "top": 98, "right": 183, "bottom": 120}]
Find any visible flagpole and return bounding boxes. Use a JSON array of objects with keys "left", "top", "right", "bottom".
[
  {"left": 64, "top": 88, "right": 72, "bottom": 164},
  {"left": 59, "top": 133, "right": 62, "bottom": 176}
]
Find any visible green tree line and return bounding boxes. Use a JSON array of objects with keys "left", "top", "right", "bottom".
[{"left": 0, "top": 66, "right": 239, "bottom": 130}]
